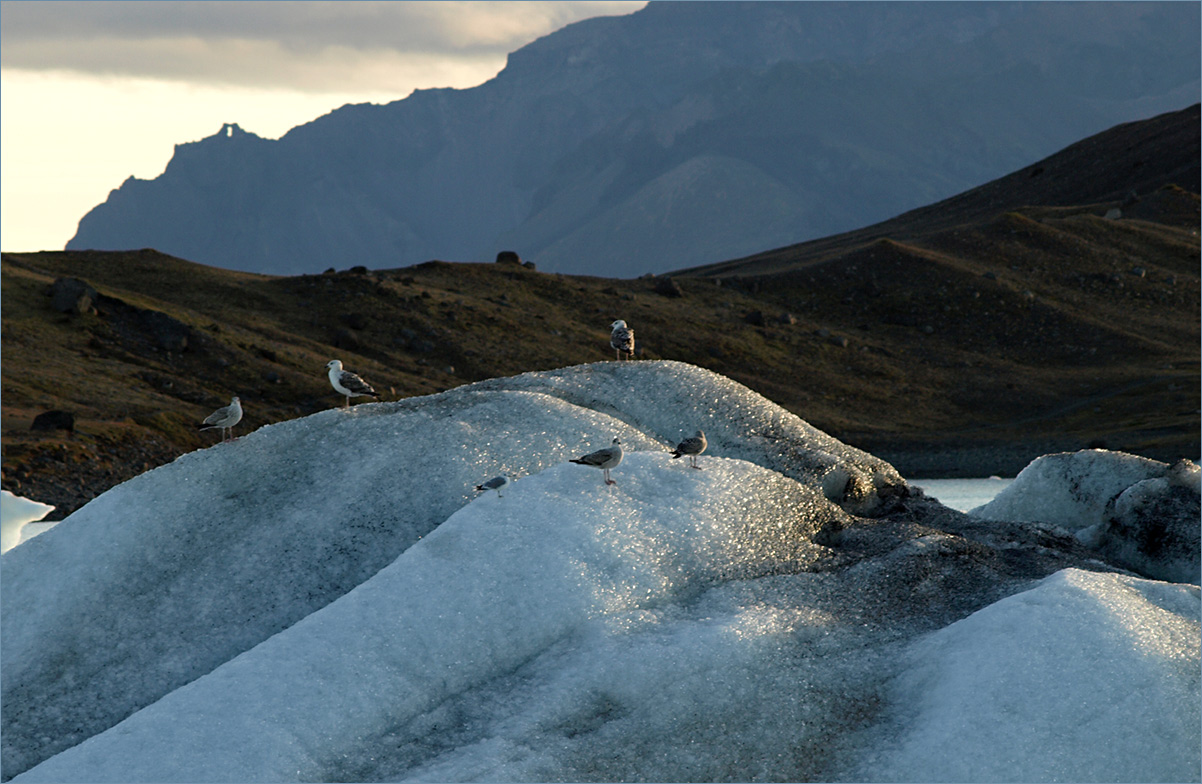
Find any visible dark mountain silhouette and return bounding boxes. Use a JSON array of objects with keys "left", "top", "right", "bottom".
[
  {"left": 8, "top": 105, "right": 1198, "bottom": 517},
  {"left": 65, "top": 2, "right": 1199, "bottom": 277}
]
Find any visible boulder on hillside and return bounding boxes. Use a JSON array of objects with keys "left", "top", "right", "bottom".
[
  {"left": 137, "top": 310, "right": 193, "bottom": 353},
  {"left": 48, "top": 278, "right": 97, "bottom": 315},
  {"left": 654, "top": 277, "right": 684, "bottom": 298},
  {"left": 30, "top": 411, "right": 75, "bottom": 433}
]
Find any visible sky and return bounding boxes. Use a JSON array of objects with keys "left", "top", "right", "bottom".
[{"left": 0, "top": 1, "right": 646, "bottom": 254}]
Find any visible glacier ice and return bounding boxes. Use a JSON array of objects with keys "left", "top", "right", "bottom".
[
  {"left": 849, "top": 568, "right": 1200, "bottom": 783},
  {"left": 972, "top": 449, "right": 1201, "bottom": 583},
  {"left": 1, "top": 361, "right": 895, "bottom": 779},
  {"left": 2, "top": 362, "right": 1197, "bottom": 783},
  {"left": 0, "top": 490, "right": 55, "bottom": 554}
]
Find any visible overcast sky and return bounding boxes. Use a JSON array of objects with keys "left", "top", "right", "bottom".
[{"left": 0, "top": 1, "right": 646, "bottom": 253}]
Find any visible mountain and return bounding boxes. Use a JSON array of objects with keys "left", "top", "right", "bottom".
[
  {"left": 65, "top": 1, "right": 1199, "bottom": 277},
  {"left": 4, "top": 106, "right": 1198, "bottom": 518},
  {"left": 2, "top": 362, "right": 1197, "bottom": 782}
]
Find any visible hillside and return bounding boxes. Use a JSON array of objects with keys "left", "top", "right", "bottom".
[
  {"left": 4, "top": 107, "right": 1199, "bottom": 518},
  {"left": 63, "top": 2, "right": 1200, "bottom": 277}
]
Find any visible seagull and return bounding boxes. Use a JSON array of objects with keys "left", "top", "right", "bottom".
[
  {"left": 198, "top": 395, "right": 242, "bottom": 442},
  {"left": 326, "top": 359, "right": 379, "bottom": 407},
  {"left": 610, "top": 320, "right": 635, "bottom": 360},
  {"left": 570, "top": 436, "right": 624, "bottom": 485},
  {"left": 671, "top": 429, "right": 707, "bottom": 469},
  {"left": 475, "top": 475, "right": 511, "bottom": 498}
]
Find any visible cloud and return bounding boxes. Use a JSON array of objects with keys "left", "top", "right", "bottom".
[{"left": 0, "top": 1, "right": 646, "bottom": 91}]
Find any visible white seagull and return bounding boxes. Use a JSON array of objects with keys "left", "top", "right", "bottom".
[
  {"left": 671, "top": 429, "right": 707, "bottom": 469},
  {"left": 198, "top": 395, "right": 242, "bottom": 442},
  {"left": 475, "top": 475, "right": 511, "bottom": 498},
  {"left": 326, "top": 359, "right": 379, "bottom": 407},
  {"left": 570, "top": 436, "right": 624, "bottom": 485},
  {"left": 610, "top": 320, "right": 635, "bottom": 360}
]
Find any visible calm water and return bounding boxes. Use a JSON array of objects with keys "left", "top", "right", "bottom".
[{"left": 911, "top": 477, "right": 1014, "bottom": 513}]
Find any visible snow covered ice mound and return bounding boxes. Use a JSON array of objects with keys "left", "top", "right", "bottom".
[
  {"left": 470, "top": 361, "right": 905, "bottom": 514},
  {"left": 849, "top": 568, "right": 1200, "bottom": 783},
  {"left": 10, "top": 455, "right": 846, "bottom": 783},
  {"left": 3, "top": 364, "right": 1198, "bottom": 783},
  {"left": 0, "top": 361, "right": 887, "bottom": 780},
  {"left": 972, "top": 449, "right": 1201, "bottom": 584}
]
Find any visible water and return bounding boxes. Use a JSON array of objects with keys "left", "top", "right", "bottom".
[{"left": 911, "top": 477, "right": 1014, "bottom": 513}]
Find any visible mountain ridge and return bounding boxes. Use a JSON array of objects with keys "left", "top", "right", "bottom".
[{"left": 64, "top": 2, "right": 1200, "bottom": 277}]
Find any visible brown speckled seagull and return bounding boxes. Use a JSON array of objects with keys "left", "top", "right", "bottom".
[
  {"left": 326, "top": 359, "right": 379, "bottom": 407},
  {"left": 610, "top": 320, "right": 635, "bottom": 360}
]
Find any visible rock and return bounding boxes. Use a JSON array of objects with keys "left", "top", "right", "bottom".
[
  {"left": 654, "top": 277, "right": 684, "bottom": 298},
  {"left": 522, "top": 261, "right": 537, "bottom": 271},
  {"left": 30, "top": 411, "right": 75, "bottom": 433},
  {"left": 777, "top": 312, "right": 797, "bottom": 325},
  {"left": 495, "top": 251, "right": 522, "bottom": 266},
  {"left": 138, "top": 310, "right": 193, "bottom": 352},
  {"left": 49, "top": 278, "right": 98, "bottom": 315},
  {"left": 744, "top": 310, "right": 766, "bottom": 326},
  {"left": 1104, "top": 208, "right": 1122, "bottom": 220}
]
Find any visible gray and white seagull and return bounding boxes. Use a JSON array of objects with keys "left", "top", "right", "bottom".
[
  {"left": 610, "top": 320, "right": 635, "bottom": 361},
  {"left": 475, "top": 475, "right": 511, "bottom": 498},
  {"left": 671, "top": 429, "right": 707, "bottom": 469},
  {"left": 326, "top": 359, "right": 379, "bottom": 407},
  {"left": 570, "top": 436, "right": 624, "bottom": 485},
  {"left": 198, "top": 395, "right": 242, "bottom": 442}
]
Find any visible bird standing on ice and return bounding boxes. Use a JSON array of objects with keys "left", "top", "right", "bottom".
[
  {"left": 571, "top": 437, "right": 624, "bottom": 485},
  {"left": 326, "top": 359, "right": 379, "bottom": 407},
  {"left": 198, "top": 395, "right": 242, "bottom": 442},
  {"left": 610, "top": 320, "right": 635, "bottom": 360},
  {"left": 671, "top": 429, "right": 707, "bottom": 468},
  {"left": 475, "top": 475, "right": 511, "bottom": 498}
]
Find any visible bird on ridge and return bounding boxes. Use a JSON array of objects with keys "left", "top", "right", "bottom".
[
  {"left": 198, "top": 395, "right": 243, "bottom": 442},
  {"left": 610, "top": 320, "right": 635, "bottom": 361},
  {"left": 571, "top": 436, "right": 624, "bottom": 486},
  {"left": 475, "top": 475, "right": 511, "bottom": 498},
  {"left": 671, "top": 429, "right": 707, "bottom": 469},
  {"left": 326, "top": 359, "right": 379, "bottom": 408}
]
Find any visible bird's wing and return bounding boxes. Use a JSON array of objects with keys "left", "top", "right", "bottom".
[
  {"left": 340, "top": 371, "right": 377, "bottom": 395},
  {"left": 202, "top": 405, "right": 233, "bottom": 426},
  {"left": 572, "top": 448, "right": 612, "bottom": 466}
]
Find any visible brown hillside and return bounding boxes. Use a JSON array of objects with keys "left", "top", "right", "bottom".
[{"left": 3, "top": 107, "right": 1199, "bottom": 519}]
